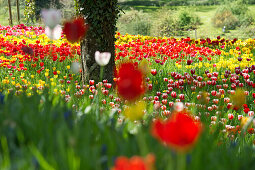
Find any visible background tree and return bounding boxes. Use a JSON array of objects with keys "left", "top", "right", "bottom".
[
  {"left": 25, "top": 0, "right": 63, "bottom": 23},
  {"left": 34, "top": 0, "right": 63, "bottom": 20},
  {"left": 75, "top": 0, "right": 121, "bottom": 83}
]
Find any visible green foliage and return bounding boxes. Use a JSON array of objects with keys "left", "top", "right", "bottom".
[
  {"left": 212, "top": 0, "right": 254, "bottom": 29},
  {"left": 24, "top": 0, "right": 63, "bottom": 22},
  {"left": 212, "top": 8, "right": 239, "bottom": 29},
  {"left": 117, "top": 8, "right": 152, "bottom": 35},
  {"left": 34, "top": 0, "right": 63, "bottom": 20},
  {"left": 118, "top": 7, "right": 201, "bottom": 37},
  {"left": 176, "top": 8, "right": 201, "bottom": 31},
  {"left": 0, "top": 91, "right": 255, "bottom": 169},
  {"left": 24, "top": 0, "right": 35, "bottom": 24},
  {"left": 151, "top": 8, "right": 201, "bottom": 37},
  {"left": 152, "top": 9, "right": 181, "bottom": 37}
]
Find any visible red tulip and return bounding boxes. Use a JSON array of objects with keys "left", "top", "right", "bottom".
[
  {"left": 211, "top": 116, "right": 217, "bottom": 121},
  {"left": 148, "top": 84, "right": 153, "bottom": 90},
  {"left": 151, "top": 112, "right": 202, "bottom": 152},
  {"left": 248, "top": 111, "right": 254, "bottom": 117},
  {"left": 151, "top": 69, "right": 157, "bottom": 76},
  {"left": 228, "top": 114, "right": 234, "bottom": 120},
  {"left": 156, "top": 92, "right": 161, "bottom": 96},
  {"left": 154, "top": 96, "right": 159, "bottom": 101},
  {"left": 213, "top": 99, "right": 219, "bottom": 104},
  {"left": 179, "top": 94, "right": 185, "bottom": 100},
  {"left": 116, "top": 62, "right": 145, "bottom": 101},
  {"left": 89, "top": 80, "right": 95, "bottom": 85},
  {"left": 162, "top": 93, "right": 168, "bottom": 99},
  {"left": 161, "top": 105, "right": 167, "bottom": 111},
  {"left": 211, "top": 90, "right": 217, "bottom": 96},
  {"left": 223, "top": 84, "right": 228, "bottom": 89},
  {"left": 112, "top": 154, "right": 155, "bottom": 170},
  {"left": 162, "top": 99, "right": 168, "bottom": 105},
  {"left": 238, "top": 115, "right": 243, "bottom": 121},
  {"left": 171, "top": 91, "right": 177, "bottom": 98},
  {"left": 169, "top": 102, "right": 174, "bottom": 107},
  {"left": 227, "top": 103, "right": 232, "bottom": 109},
  {"left": 63, "top": 17, "right": 88, "bottom": 43},
  {"left": 187, "top": 59, "right": 192, "bottom": 65},
  {"left": 89, "top": 95, "right": 94, "bottom": 99},
  {"left": 252, "top": 93, "right": 255, "bottom": 98}
]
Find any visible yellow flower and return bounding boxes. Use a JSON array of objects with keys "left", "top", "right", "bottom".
[
  {"left": 230, "top": 89, "right": 246, "bottom": 109},
  {"left": 66, "top": 65, "right": 70, "bottom": 69},
  {"left": 67, "top": 87, "right": 70, "bottom": 92},
  {"left": 123, "top": 101, "right": 146, "bottom": 121},
  {"left": 241, "top": 117, "right": 253, "bottom": 129},
  {"left": 51, "top": 82, "right": 56, "bottom": 86}
]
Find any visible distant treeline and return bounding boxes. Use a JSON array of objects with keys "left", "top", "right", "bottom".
[{"left": 118, "top": 0, "right": 255, "bottom": 6}]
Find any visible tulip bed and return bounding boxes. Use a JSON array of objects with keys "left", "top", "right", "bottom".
[{"left": 1, "top": 25, "right": 255, "bottom": 169}]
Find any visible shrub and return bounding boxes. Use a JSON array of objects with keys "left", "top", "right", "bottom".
[
  {"left": 212, "top": 8, "right": 239, "bottom": 29},
  {"left": 240, "top": 25, "right": 255, "bottom": 38},
  {"left": 212, "top": 0, "right": 254, "bottom": 29},
  {"left": 117, "top": 8, "right": 152, "bottom": 35},
  {"left": 151, "top": 9, "right": 180, "bottom": 37},
  {"left": 176, "top": 8, "right": 201, "bottom": 30},
  {"left": 151, "top": 8, "right": 201, "bottom": 37},
  {"left": 230, "top": 0, "right": 254, "bottom": 26}
]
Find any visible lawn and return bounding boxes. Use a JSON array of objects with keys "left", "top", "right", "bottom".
[{"left": 119, "top": 4, "right": 255, "bottom": 39}]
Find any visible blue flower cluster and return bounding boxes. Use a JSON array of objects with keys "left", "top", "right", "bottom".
[{"left": 0, "top": 92, "right": 4, "bottom": 104}]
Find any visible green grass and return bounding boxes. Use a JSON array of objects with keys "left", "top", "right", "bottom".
[
  {"left": 0, "top": 2, "right": 255, "bottom": 39},
  {"left": 120, "top": 4, "right": 255, "bottom": 39},
  {"left": 0, "top": 5, "right": 26, "bottom": 26}
]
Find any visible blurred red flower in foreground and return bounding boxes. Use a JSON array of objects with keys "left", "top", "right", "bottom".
[
  {"left": 63, "top": 17, "right": 88, "bottom": 43},
  {"left": 112, "top": 154, "right": 155, "bottom": 170},
  {"left": 151, "top": 112, "right": 202, "bottom": 152},
  {"left": 116, "top": 62, "right": 145, "bottom": 102}
]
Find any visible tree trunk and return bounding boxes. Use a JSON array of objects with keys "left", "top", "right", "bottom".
[
  {"left": 78, "top": 0, "right": 119, "bottom": 84},
  {"left": 80, "top": 29, "right": 115, "bottom": 83},
  {"left": 8, "top": 0, "right": 13, "bottom": 26},
  {"left": 16, "top": 0, "right": 20, "bottom": 24}
]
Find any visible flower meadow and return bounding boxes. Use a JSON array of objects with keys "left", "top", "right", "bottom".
[{"left": 1, "top": 24, "right": 255, "bottom": 170}]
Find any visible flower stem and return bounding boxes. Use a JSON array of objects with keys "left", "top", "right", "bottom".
[
  {"left": 137, "top": 126, "right": 148, "bottom": 156},
  {"left": 100, "top": 66, "right": 104, "bottom": 82},
  {"left": 166, "top": 151, "right": 174, "bottom": 170},
  {"left": 177, "top": 152, "right": 186, "bottom": 170}
]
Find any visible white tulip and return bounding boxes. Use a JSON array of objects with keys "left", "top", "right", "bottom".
[
  {"left": 174, "top": 102, "right": 184, "bottom": 112},
  {"left": 71, "top": 62, "right": 81, "bottom": 74},
  {"left": 41, "top": 9, "right": 61, "bottom": 29},
  {"left": 95, "top": 51, "right": 111, "bottom": 66},
  {"left": 45, "top": 25, "right": 62, "bottom": 40}
]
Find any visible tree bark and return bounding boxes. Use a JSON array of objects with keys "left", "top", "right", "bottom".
[
  {"left": 8, "top": 0, "right": 13, "bottom": 26},
  {"left": 78, "top": 0, "right": 118, "bottom": 84},
  {"left": 80, "top": 30, "right": 115, "bottom": 83},
  {"left": 16, "top": 0, "right": 20, "bottom": 24}
]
